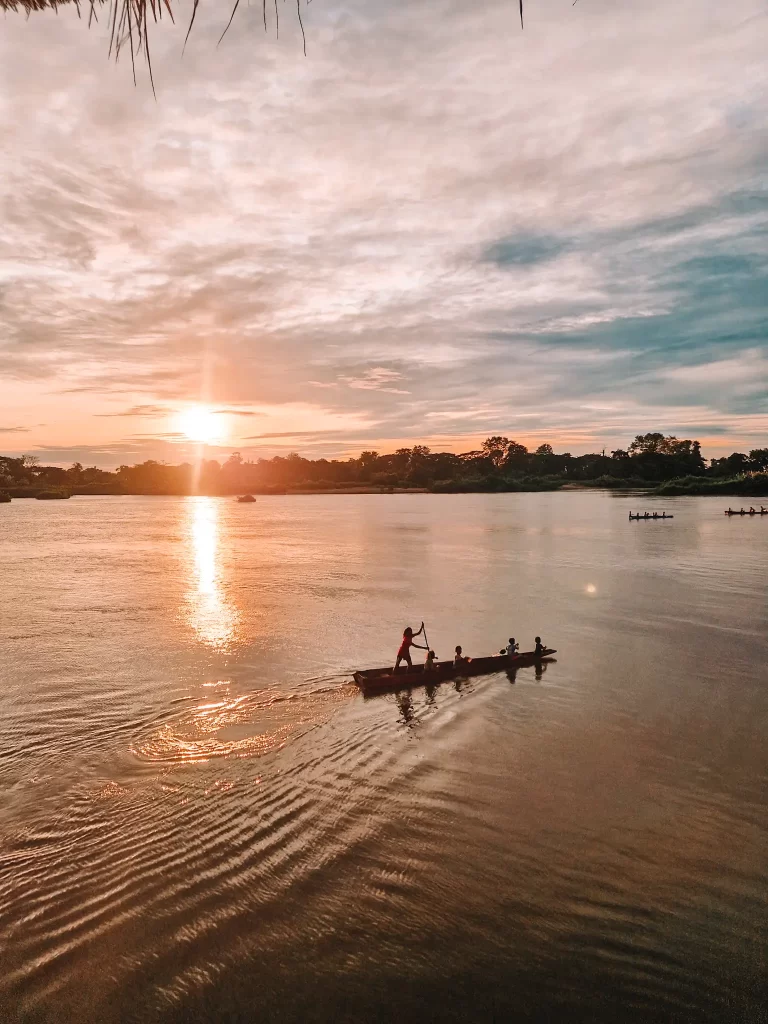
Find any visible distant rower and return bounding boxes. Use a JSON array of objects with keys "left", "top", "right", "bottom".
[{"left": 534, "top": 636, "right": 546, "bottom": 656}]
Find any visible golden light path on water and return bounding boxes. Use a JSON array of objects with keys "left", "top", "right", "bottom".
[
  {"left": 186, "top": 496, "right": 239, "bottom": 651},
  {"left": 130, "top": 497, "right": 352, "bottom": 765}
]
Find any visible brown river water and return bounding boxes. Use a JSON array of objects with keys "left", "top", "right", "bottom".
[{"left": 1, "top": 493, "right": 766, "bottom": 1023}]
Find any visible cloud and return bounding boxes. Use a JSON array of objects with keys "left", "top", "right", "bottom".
[
  {"left": 244, "top": 430, "right": 346, "bottom": 440},
  {"left": 484, "top": 234, "right": 571, "bottom": 268},
  {"left": 337, "top": 367, "right": 411, "bottom": 394},
  {"left": 95, "top": 404, "right": 171, "bottom": 417},
  {"left": 0, "top": 0, "right": 766, "bottom": 466},
  {"left": 0, "top": 426, "right": 29, "bottom": 433},
  {"left": 212, "top": 408, "right": 265, "bottom": 416}
]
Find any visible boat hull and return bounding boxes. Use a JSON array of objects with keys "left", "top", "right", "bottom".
[{"left": 353, "top": 649, "right": 556, "bottom": 692}]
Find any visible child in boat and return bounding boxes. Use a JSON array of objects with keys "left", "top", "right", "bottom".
[
  {"left": 505, "top": 638, "right": 519, "bottom": 657},
  {"left": 534, "top": 636, "right": 545, "bottom": 656},
  {"left": 454, "top": 645, "right": 467, "bottom": 667},
  {"left": 394, "top": 623, "right": 427, "bottom": 671},
  {"left": 424, "top": 650, "right": 437, "bottom": 671}
]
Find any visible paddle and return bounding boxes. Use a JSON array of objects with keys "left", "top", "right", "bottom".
[{"left": 422, "top": 621, "right": 430, "bottom": 654}]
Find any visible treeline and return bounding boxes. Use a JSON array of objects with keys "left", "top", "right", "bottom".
[{"left": 1, "top": 433, "right": 767, "bottom": 497}]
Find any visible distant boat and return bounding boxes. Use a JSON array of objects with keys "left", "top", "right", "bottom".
[
  {"left": 629, "top": 512, "right": 673, "bottom": 520},
  {"left": 724, "top": 508, "right": 767, "bottom": 516},
  {"left": 237, "top": 494, "right": 257, "bottom": 503},
  {"left": 354, "top": 649, "right": 556, "bottom": 693}
]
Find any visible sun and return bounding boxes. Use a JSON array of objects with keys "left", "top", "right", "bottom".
[{"left": 179, "top": 405, "right": 225, "bottom": 444}]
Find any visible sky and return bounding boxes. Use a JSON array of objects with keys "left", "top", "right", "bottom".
[{"left": 1, "top": 0, "right": 767, "bottom": 468}]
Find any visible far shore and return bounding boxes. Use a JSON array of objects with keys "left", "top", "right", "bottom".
[{"left": 3, "top": 478, "right": 768, "bottom": 499}]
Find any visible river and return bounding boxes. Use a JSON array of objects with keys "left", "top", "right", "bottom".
[{"left": 1, "top": 492, "right": 766, "bottom": 1022}]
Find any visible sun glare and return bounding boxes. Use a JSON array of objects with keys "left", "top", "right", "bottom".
[{"left": 179, "top": 406, "right": 224, "bottom": 444}]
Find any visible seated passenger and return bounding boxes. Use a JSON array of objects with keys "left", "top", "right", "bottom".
[
  {"left": 454, "top": 645, "right": 467, "bottom": 667},
  {"left": 505, "top": 637, "right": 519, "bottom": 657},
  {"left": 534, "top": 636, "right": 546, "bottom": 656},
  {"left": 424, "top": 649, "right": 437, "bottom": 671}
]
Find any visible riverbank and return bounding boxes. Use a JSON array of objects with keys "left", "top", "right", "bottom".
[
  {"left": 3, "top": 472, "right": 765, "bottom": 499},
  {"left": 649, "top": 473, "right": 768, "bottom": 497}
]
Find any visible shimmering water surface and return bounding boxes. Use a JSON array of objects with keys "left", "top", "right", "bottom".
[{"left": 1, "top": 493, "right": 766, "bottom": 1023}]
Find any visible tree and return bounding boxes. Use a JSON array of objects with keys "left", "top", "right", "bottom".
[
  {"left": 357, "top": 451, "right": 380, "bottom": 481},
  {"left": 749, "top": 449, "right": 768, "bottom": 472},
  {"left": 628, "top": 433, "right": 668, "bottom": 455},
  {"left": 535, "top": 444, "right": 554, "bottom": 456},
  {"left": 711, "top": 453, "right": 750, "bottom": 477},
  {"left": 502, "top": 440, "right": 529, "bottom": 473},
  {"left": 482, "top": 436, "right": 509, "bottom": 456}
]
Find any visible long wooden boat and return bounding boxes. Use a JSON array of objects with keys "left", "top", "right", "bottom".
[
  {"left": 724, "top": 509, "right": 767, "bottom": 515},
  {"left": 629, "top": 513, "right": 673, "bottom": 520},
  {"left": 353, "top": 648, "right": 557, "bottom": 692}
]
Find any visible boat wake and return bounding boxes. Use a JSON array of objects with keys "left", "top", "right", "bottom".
[{"left": 130, "top": 680, "right": 356, "bottom": 765}]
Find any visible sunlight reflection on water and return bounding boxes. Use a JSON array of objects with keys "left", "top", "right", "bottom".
[{"left": 186, "top": 497, "right": 239, "bottom": 650}]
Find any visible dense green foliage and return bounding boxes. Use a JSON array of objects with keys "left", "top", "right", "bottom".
[
  {"left": 1, "top": 436, "right": 766, "bottom": 496},
  {"left": 651, "top": 473, "right": 768, "bottom": 497}
]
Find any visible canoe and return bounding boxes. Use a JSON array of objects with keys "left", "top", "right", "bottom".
[
  {"left": 353, "top": 648, "right": 557, "bottom": 692},
  {"left": 724, "top": 510, "right": 767, "bottom": 515},
  {"left": 629, "top": 514, "right": 673, "bottom": 520}
]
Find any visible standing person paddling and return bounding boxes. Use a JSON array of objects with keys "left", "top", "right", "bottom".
[{"left": 394, "top": 623, "right": 427, "bottom": 672}]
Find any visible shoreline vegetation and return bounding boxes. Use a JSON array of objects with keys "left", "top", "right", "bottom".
[{"left": 2, "top": 434, "right": 767, "bottom": 500}]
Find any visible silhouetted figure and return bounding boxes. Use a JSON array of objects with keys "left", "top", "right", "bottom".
[
  {"left": 424, "top": 649, "right": 437, "bottom": 672},
  {"left": 454, "top": 645, "right": 467, "bottom": 667},
  {"left": 534, "top": 636, "right": 545, "bottom": 656},
  {"left": 394, "top": 623, "right": 426, "bottom": 672}
]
